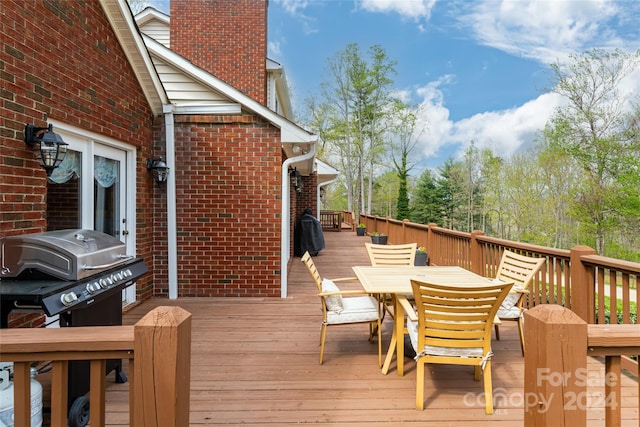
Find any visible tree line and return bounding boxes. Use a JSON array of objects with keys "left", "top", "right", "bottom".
[{"left": 305, "top": 46, "right": 640, "bottom": 261}]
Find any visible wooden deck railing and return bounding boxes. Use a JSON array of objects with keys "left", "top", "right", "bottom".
[
  {"left": 524, "top": 304, "right": 640, "bottom": 427},
  {"left": 319, "top": 210, "right": 343, "bottom": 232},
  {"left": 358, "top": 214, "right": 639, "bottom": 372},
  {"left": 0, "top": 306, "right": 191, "bottom": 427}
]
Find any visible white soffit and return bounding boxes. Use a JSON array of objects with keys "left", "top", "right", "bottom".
[{"left": 316, "top": 159, "right": 339, "bottom": 184}]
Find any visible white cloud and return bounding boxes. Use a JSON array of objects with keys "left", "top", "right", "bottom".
[
  {"left": 458, "top": 0, "right": 632, "bottom": 64},
  {"left": 268, "top": 41, "right": 282, "bottom": 57},
  {"left": 274, "top": 0, "right": 318, "bottom": 35},
  {"left": 278, "top": 0, "right": 311, "bottom": 15},
  {"left": 358, "top": 0, "right": 437, "bottom": 21},
  {"left": 413, "top": 77, "right": 566, "bottom": 160}
]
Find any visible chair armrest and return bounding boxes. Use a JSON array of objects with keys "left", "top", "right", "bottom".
[
  {"left": 397, "top": 296, "right": 418, "bottom": 321},
  {"left": 331, "top": 276, "right": 360, "bottom": 282},
  {"left": 319, "top": 290, "right": 369, "bottom": 297}
]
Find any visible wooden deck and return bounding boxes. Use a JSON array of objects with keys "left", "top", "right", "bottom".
[{"left": 102, "top": 231, "right": 639, "bottom": 426}]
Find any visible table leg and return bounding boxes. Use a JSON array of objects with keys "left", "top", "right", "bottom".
[
  {"left": 395, "top": 295, "right": 405, "bottom": 376},
  {"left": 381, "top": 323, "right": 397, "bottom": 375}
]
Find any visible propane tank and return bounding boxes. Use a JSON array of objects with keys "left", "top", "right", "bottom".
[{"left": 0, "top": 363, "right": 43, "bottom": 427}]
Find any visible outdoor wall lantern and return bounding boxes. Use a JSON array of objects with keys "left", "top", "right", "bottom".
[
  {"left": 24, "top": 123, "right": 68, "bottom": 177},
  {"left": 291, "top": 167, "right": 303, "bottom": 193},
  {"left": 146, "top": 157, "right": 169, "bottom": 185}
]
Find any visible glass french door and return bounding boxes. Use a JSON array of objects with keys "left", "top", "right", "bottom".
[
  {"left": 46, "top": 127, "right": 138, "bottom": 318},
  {"left": 93, "top": 145, "right": 135, "bottom": 304},
  {"left": 93, "top": 146, "right": 126, "bottom": 241}
]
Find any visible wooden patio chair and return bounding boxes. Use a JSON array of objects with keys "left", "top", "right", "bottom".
[
  {"left": 301, "top": 251, "right": 382, "bottom": 366},
  {"left": 403, "top": 279, "right": 513, "bottom": 414},
  {"left": 493, "top": 250, "right": 546, "bottom": 356},
  {"left": 365, "top": 242, "right": 417, "bottom": 320}
]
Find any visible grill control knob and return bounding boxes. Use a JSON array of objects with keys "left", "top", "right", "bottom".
[
  {"left": 99, "top": 278, "right": 109, "bottom": 289},
  {"left": 86, "top": 282, "right": 101, "bottom": 294},
  {"left": 60, "top": 292, "right": 78, "bottom": 306},
  {"left": 123, "top": 269, "right": 132, "bottom": 278}
]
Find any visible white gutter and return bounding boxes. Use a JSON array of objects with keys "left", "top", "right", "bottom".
[
  {"left": 281, "top": 144, "right": 316, "bottom": 298},
  {"left": 164, "top": 104, "right": 178, "bottom": 299},
  {"left": 317, "top": 177, "right": 338, "bottom": 219}
]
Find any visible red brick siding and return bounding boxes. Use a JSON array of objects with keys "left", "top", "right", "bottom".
[
  {"left": 1, "top": 1, "right": 155, "bottom": 300},
  {"left": 154, "top": 113, "right": 282, "bottom": 297},
  {"left": 6, "top": 312, "right": 45, "bottom": 328},
  {"left": 170, "top": 0, "right": 268, "bottom": 105}
]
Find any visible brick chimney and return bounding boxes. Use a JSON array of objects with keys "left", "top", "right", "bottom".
[{"left": 170, "top": 0, "right": 268, "bottom": 105}]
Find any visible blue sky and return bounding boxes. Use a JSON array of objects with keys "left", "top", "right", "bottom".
[{"left": 146, "top": 0, "right": 640, "bottom": 171}]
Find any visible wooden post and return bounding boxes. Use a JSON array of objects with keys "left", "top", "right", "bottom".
[
  {"left": 570, "top": 245, "right": 597, "bottom": 323},
  {"left": 524, "top": 305, "right": 587, "bottom": 427},
  {"left": 133, "top": 306, "right": 192, "bottom": 427},
  {"left": 427, "top": 223, "right": 436, "bottom": 265},
  {"left": 470, "top": 230, "right": 484, "bottom": 276}
]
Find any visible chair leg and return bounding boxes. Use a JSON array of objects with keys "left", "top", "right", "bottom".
[
  {"left": 494, "top": 323, "right": 501, "bottom": 340},
  {"left": 483, "top": 360, "right": 494, "bottom": 415},
  {"left": 518, "top": 317, "right": 525, "bottom": 356},
  {"left": 416, "top": 360, "right": 425, "bottom": 410},
  {"left": 377, "top": 317, "right": 382, "bottom": 368},
  {"left": 319, "top": 323, "right": 327, "bottom": 365}
]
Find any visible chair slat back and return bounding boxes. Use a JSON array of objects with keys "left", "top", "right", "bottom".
[
  {"left": 301, "top": 251, "right": 323, "bottom": 293},
  {"left": 496, "top": 250, "right": 546, "bottom": 290},
  {"left": 366, "top": 243, "right": 417, "bottom": 266},
  {"left": 410, "top": 280, "right": 513, "bottom": 351}
]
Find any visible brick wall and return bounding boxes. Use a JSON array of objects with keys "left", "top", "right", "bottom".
[
  {"left": 154, "top": 113, "right": 282, "bottom": 297},
  {"left": 1, "top": 1, "right": 155, "bottom": 236},
  {"left": 170, "top": 0, "right": 268, "bottom": 105},
  {"left": 1, "top": 1, "right": 156, "bottom": 306}
]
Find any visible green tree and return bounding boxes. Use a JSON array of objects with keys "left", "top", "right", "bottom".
[
  {"left": 544, "top": 48, "right": 640, "bottom": 255},
  {"left": 437, "top": 158, "right": 466, "bottom": 230},
  {"left": 306, "top": 44, "right": 397, "bottom": 218},
  {"left": 410, "top": 169, "right": 443, "bottom": 225},
  {"left": 388, "top": 101, "right": 427, "bottom": 220}
]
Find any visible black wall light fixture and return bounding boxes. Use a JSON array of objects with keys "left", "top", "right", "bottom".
[
  {"left": 24, "top": 123, "right": 68, "bottom": 177},
  {"left": 290, "top": 167, "right": 303, "bottom": 193},
  {"left": 146, "top": 157, "right": 169, "bottom": 185}
]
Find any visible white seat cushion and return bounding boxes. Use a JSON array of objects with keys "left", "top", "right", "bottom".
[
  {"left": 326, "top": 295, "right": 379, "bottom": 324},
  {"left": 497, "top": 289, "right": 524, "bottom": 319},
  {"left": 321, "top": 278, "right": 343, "bottom": 313},
  {"left": 407, "top": 318, "right": 483, "bottom": 358}
]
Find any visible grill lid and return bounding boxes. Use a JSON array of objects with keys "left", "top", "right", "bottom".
[{"left": 1, "top": 229, "right": 131, "bottom": 281}]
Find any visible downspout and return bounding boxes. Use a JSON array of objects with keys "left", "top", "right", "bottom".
[
  {"left": 164, "top": 104, "right": 178, "bottom": 299},
  {"left": 317, "top": 177, "right": 338, "bottom": 219},
  {"left": 281, "top": 144, "right": 316, "bottom": 298}
]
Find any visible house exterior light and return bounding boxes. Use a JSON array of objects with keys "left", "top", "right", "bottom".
[
  {"left": 146, "top": 157, "right": 169, "bottom": 185},
  {"left": 24, "top": 124, "right": 68, "bottom": 177}
]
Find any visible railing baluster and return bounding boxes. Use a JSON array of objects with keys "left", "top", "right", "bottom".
[
  {"left": 12, "top": 361, "right": 31, "bottom": 427},
  {"left": 605, "top": 355, "right": 622, "bottom": 427},
  {"left": 90, "top": 359, "right": 107, "bottom": 427},
  {"left": 51, "top": 360, "right": 69, "bottom": 427}
]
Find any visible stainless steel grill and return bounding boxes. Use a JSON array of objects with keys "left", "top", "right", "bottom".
[
  {"left": 0, "top": 229, "right": 149, "bottom": 426},
  {"left": 0, "top": 229, "right": 147, "bottom": 318}
]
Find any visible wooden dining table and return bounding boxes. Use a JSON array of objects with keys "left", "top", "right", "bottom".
[{"left": 352, "top": 265, "right": 503, "bottom": 376}]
